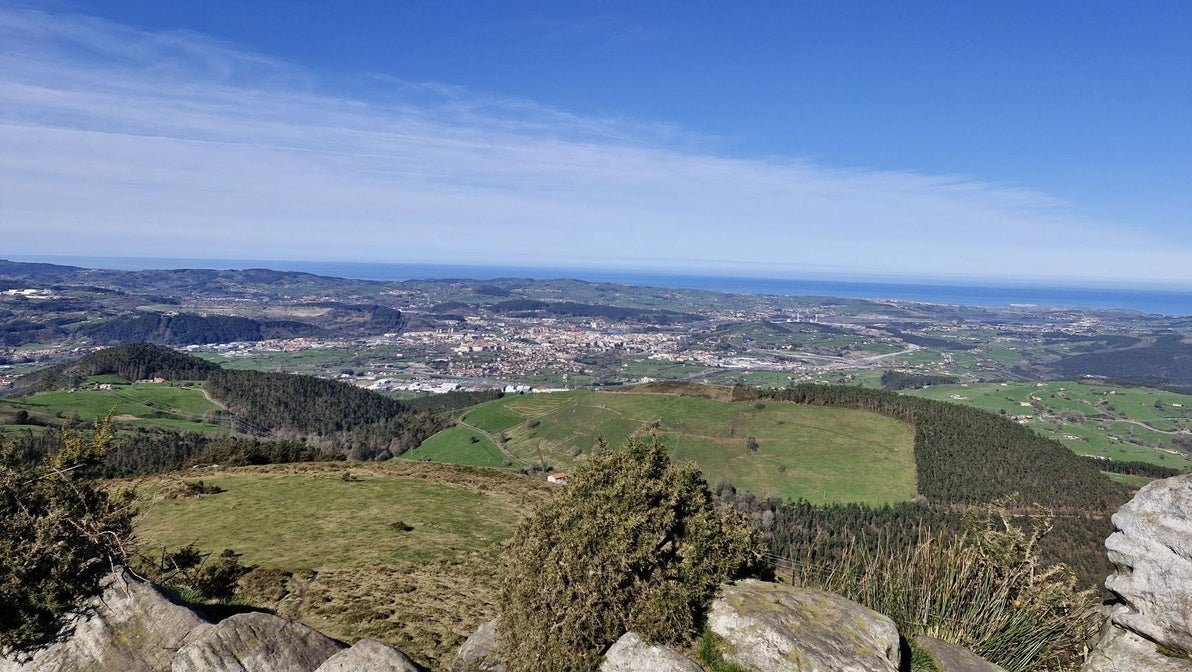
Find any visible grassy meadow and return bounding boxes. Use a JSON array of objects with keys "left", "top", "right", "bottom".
[
  {"left": 905, "top": 380, "right": 1192, "bottom": 472},
  {"left": 405, "top": 388, "right": 917, "bottom": 505},
  {"left": 129, "top": 461, "right": 552, "bottom": 668},
  {"left": 0, "top": 382, "right": 221, "bottom": 433}
]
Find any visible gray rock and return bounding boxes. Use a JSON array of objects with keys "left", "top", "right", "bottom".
[
  {"left": 708, "top": 579, "right": 901, "bottom": 672},
  {"left": 1104, "top": 474, "right": 1192, "bottom": 654},
  {"left": 315, "top": 638, "right": 424, "bottom": 672},
  {"left": 171, "top": 612, "right": 344, "bottom": 672},
  {"left": 599, "top": 632, "right": 703, "bottom": 672},
  {"left": 1082, "top": 623, "right": 1192, "bottom": 672},
  {"left": 450, "top": 618, "right": 505, "bottom": 672},
  {"left": 0, "top": 569, "right": 210, "bottom": 672},
  {"left": 913, "top": 635, "right": 1007, "bottom": 672}
]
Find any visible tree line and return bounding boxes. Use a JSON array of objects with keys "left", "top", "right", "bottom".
[
  {"left": 712, "top": 383, "right": 1137, "bottom": 586},
  {"left": 1, "top": 426, "right": 342, "bottom": 478},
  {"left": 203, "top": 369, "right": 450, "bottom": 459},
  {"left": 12, "top": 343, "right": 221, "bottom": 393},
  {"left": 747, "top": 383, "right": 1130, "bottom": 511}
]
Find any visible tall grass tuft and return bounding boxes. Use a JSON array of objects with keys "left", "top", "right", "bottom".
[{"left": 790, "top": 500, "right": 1100, "bottom": 672}]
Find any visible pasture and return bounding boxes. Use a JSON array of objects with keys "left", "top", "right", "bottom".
[{"left": 406, "top": 388, "right": 917, "bottom": 505}]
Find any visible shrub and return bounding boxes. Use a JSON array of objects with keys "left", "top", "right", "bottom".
[
  {"left": 0, "top": 419, "right": 135, "bottom": 655},
  {"left": 160, "top": 479, "right": 225, "bottom": 499},
  {"left": 132, "top": 544, "right": 254, "bottom": 602},
  {"left": 498, "top": 437, "right": 764, "bottom": 672},
  {"left": 792, "top": 499, "right": 1100, "bottom": 672}
]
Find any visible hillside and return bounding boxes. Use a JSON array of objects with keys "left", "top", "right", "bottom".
[
  {"left": 1052, "top": 334, "right": 1192, "bottom": 387},
  {"left": 129, "top": 461, "right": 552, "bottom": 668},
  {"left": 3, "top": 345, "right": 449, "bottom": 464},
  {"left": 405, "top": 388, "right": 917, "bottom": 505},
  {"left": 0, "top": 382, "right": 221, "bottom": 434},
  {"left": 10, "top": 343, "right": 221, "bottom": 394},
  {"left": 409, "top": 382, "right": 1132, "bottom": 584},
  {"left": 905, "top": 379, "right": 1192, "bottom": 472},
  {"left": 79, "top": 313, "right": 260, "bottom": 346}
]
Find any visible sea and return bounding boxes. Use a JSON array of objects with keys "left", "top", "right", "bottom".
[{"left": 13, "top": 256, "right": 1192, "bottom": 317}]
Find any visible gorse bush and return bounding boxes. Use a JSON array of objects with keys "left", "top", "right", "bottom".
[
  {"left": 498, "top": 437, "right": 764, "bottom": 672},
  {"left": 0, "top": 419, "right": 135, "bottom": 655},
  {"left": 131, "top": 544, "right": 255, "bottom": 603},
  {"left": 792, "top": 500, "right": 1101, "bottom": 672}
]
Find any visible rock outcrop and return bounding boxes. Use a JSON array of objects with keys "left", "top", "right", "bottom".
[
  {"left": 315, "top": 638, "right": 425, "bottom": 672},
  {"left": 707, "top": 579, "right": 901, "bottom": 672},
  {"left": 1103, "top": 474, "right": 1192, "bottom": 653},
  {"left": 171, "top": 612, "right": 345, "bottom": 672},
  {"left": 1084, "top": 625, "right": 1192, "bottom": 672},
  {"left": 1084, "top": 474, "right": 1192, "bottom": 672},
  {"left": 1, "top": 570, "right": 422, "bottom": 672},
  {"left": 451, "top": 618, "right": 505, "bottom": 672},
  {"left": 599, "top": 632, "right": 703, "bottom": 672},
  {"left": 913, "top": 635, "right": 1007, "bottom": 672},
  {"left": 0, "top": 569, "right": 210, "bottom": 672}
]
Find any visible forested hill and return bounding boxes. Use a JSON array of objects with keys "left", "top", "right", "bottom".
[
  {"left": 1053, "top": 334, "right": 1192, "bottom": 387},
  {"left": 80, "top": 313, "right": 266, "bottom": 346},
  {"left": 753, "top": 383, "right": 1129, "bottom": 512},
  {"left": 11, "top": 343, "right": 220, "bottom": 393},
  {"left": 8, "top": 343, "right": 450, "bottom": 462},
  {"left": 202, "top": 369, "right": 448, "bottom": 459},
  {"left": 204, "top": 369, "right": 405, "bottom": 434},
  {"left": 728, "top": 383, "right": 1134, "bottom": 584}
]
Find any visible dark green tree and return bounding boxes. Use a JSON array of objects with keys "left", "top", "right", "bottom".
[
  {"left": 0, "top": 420, "right": 135, "bottom": 655},
  {"left": 498, "top": 437, "right": 764, "bottom": 672}
]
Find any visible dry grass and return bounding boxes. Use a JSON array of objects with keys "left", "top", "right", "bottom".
[{"left": 123, "top": 461, "right": 552, "bottom": 668}]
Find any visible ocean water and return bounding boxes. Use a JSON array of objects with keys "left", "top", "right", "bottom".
[{"left": 14, "top": 256, "right": 1192, "bottom": 316}]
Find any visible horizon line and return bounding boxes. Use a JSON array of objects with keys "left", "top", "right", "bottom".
[{"left": 6, "top": 254, "right": 1192, "bottom": 295}]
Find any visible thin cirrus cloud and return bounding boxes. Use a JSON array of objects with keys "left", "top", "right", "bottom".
[{"left": 0, "top": 7, "right": 1184, "bottom": 284}]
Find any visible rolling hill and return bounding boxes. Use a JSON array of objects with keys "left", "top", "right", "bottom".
[{"left": 406, "top": 387, "right": 916, "bottom": 505}]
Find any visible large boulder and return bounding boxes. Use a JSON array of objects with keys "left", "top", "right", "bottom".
[
  {"left": 599, "top": 632, "right": 703, "bottom": 672},
  {"left": 451, "top": 618, "right": 505, "bottom": 672},
  {"left": 1082, "top": 623, "right": 1192, "bottom": 672},
  {"left": 171, "top": 612, "right": 344, "bottom": 672},
  {"left": 0, "top": 569, "right": 210, "bottom": 672},
  {"left": 315, "top": 638, "right": 424, "bottom": 672},
  {"left": 1103, "top": 474, "right": 1192, "bottom": 655},
  {"left": 913, "top": 635, "right": 1007, "bottom": 672},
  {"left": 707, "top": 580, "right": 901, "bottom": 672}
]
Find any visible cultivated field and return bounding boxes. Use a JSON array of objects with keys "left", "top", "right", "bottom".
[
  {"left": 405, "top": 388, "right": 917, "bottom": 505},
  {"left": 906, "top": 380, "right": 1192, "bottom": 472}
]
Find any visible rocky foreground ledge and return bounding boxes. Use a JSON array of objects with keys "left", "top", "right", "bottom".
[
  {"left": 6, "top": 474, "right": 1192, "bottom": 671},
  {"left": 0, "top": 570, "right": 424, "bottom": 672},
  {"left": 1082, "top": 473, "right": 1192, "bottom": 672}
]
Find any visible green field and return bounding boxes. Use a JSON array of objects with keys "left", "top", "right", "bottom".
[
  {"left": 905, "top": 380, "right": 1192, "bottom": 472},
  {"left": 131, "top": 461, "right": 551, "bottom": 668},
  {"left": 406, "top": 388, "right": 917, "bottom": 505},
  {"left": 408, "top": 427, "right": 508, "bottom": 467},
  {"left": 0, "top": 382, "right": 221, "bottom": 433}
]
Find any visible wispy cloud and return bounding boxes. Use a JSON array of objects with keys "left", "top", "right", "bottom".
[{"left": 1, "top": 7, "right": 1185, "bottom": 284}]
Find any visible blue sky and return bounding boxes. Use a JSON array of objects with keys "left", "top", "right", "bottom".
[{"left": 2, "top": 1, "right": 1190, "bottom": 285}]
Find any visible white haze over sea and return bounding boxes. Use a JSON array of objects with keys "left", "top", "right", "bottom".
[{"left": 14, "top": 255, "right": 1192, "bottom": 316}]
